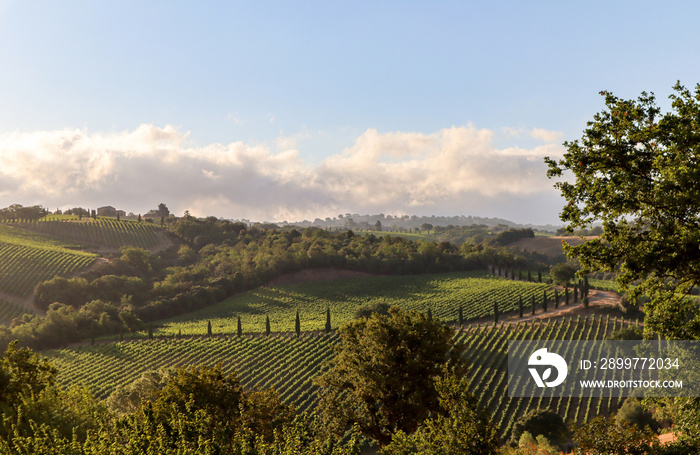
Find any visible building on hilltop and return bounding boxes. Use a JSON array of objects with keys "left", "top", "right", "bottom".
[{"left": 97, "top": 206, "right": 125, "bottom": 218}]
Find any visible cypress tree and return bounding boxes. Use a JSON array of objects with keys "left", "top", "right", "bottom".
[
  {"left": 527, "top": 270, "right": 532, "bottom": 282},
  {"left": 494, "top": 302, "right": 499, "bottom": 324},
  {"left": 237, "top": 316, "right": 242, "bottom": 337},
  {"left": 537, "top": 269, "right": 542, "bottom": 283},
  {"left": 518, "top": 295, "right": 523, "bottom": 318},
  {"left": 427, "top": 307, "right": 433, "bottom": 320},
  {"left": 265, "top": 315, "right": 271, "bottom": 336},
  {"left": 565, "top": 286, "right": 570, "bottom": 305},
  {"left": 325, "top": 308, "right": 331, "bottom": 333},
  {"left": 458, "top": 305, "right": 464, "bottom": 326},
  {"left": 542, "top": 290, "right": 547, "bottom": 312},
  {"left": 574, "top": 284, "right": 579, "bottom": 302},
  {"left": 518, "top": 269, "right": 523, "bottom": 281},
  {"left": 554, "top": 289, "right": 559, "bottom": 309},
  {"left": 148, "top": 324, "right": 153, "bottom": 340},
  {"left": 531, "top": 294, "right": 536, "bottom": 315},
  {"left": 177, "top": 328, "right": 181, "bottom": 340},
  {"left": 207, "top": 320, "right": 212, "bottom": 338},
  {"left": 295, "top": 310, "right": 301, "bottom": 337},
  {"left": 510, "top": 269, "right": 515, "bottom": 280}
]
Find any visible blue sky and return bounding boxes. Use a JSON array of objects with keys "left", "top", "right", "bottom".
[{"left": 0, "top": 1, "right": 698, "bottom": 225}]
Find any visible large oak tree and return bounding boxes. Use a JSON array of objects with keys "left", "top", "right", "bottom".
[{"left": 545, "top": 82, "right": 700, "bottom": 341}]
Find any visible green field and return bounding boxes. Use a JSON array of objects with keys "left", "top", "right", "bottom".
[
  {"left": 5, "top": 217, "right": 162, "bottom": 250},
  {"left": 46, "top": 314, "right": 636, "bottom": 441},
  {"left": 154, "top": 272, "right": 553, "bottom": 337}
]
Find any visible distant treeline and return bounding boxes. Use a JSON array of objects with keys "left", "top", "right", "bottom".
[{"left": 0, "top": 204, "right": 48, "bottom": 220}]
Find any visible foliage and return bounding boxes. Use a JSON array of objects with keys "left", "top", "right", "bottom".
[
  {"left": 354, "top": 302, "right": 391, "bottom": 319},
  {"left": 316, "top": 307, "right": 466, "bottom": 446},
  {"left": 549, "top": 262, "right": 578, "bottom": 286},
  {"left": 545, "top": 82, "right": 700, "bottom": 340},
  {"left": 615, "top": 398, "right": 659, "bottom": 433},
  {"left": 379, "top": 373, "right": 498, "bottom": 454},
  {"left": 573, "top": 415, "right": 659, "bottom": 455},
  {"left": 608, "top": 325, "right": 643, "bottom": 340},
  {"left": 0, "top": 204, "right": 48, "bottom": 221},
  {"left": 509, "top": 408, "right": 569, "bottom": 447},
  {"left": 490, "top": 228, "right": 535, "bottom": 247},
  {"left": 500, "top": 432, "right": 559, "bottom": 455}
]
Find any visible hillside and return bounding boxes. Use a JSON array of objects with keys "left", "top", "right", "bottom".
[
  {"left": 46, "top": 311, "right": 636, "bottom": 442},
  {"left": 0, "top": 217, "right": 168, "bottom": 320},
  {"left": 155, "top": 271, "right": 553, "bottom": 337},
  {"left": 508, "top": 235, "right": 593, "bottom": 258}
]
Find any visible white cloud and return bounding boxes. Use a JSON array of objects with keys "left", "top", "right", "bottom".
[
  {"left": 530, "top": 128, "right": 564, "bottom": 143},
  {"left": 0, "top": 124, "right": 565, "bottom": 223}
]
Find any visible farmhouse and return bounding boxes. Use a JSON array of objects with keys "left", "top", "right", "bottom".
[{"left": 97, "top": 206, "right": 126, "bottom": 218}]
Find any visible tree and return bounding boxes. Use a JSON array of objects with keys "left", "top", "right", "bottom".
[
  {"left": 573, "top": 415, "right": 659, "bottom": 455},
  {"left": 542, "top": 290, "right": 548, "bottom": 312},
  {"left": 157, "top": 203, "right": 170, "bottom": 219},
  {"left": 295, "top": 310, "right": 301, "bottom": 337},
  {"left": 378, "top": 373, "right": 498, "bottom": 454},
  {"left": 0, "top": 341, "right": 57, "bottom": 409},
  {"left": 315, "top": 307, "right": 466, "bottom": 447},
  {"left": 518, "top": 296, "right": 523, "bottom": 318},
  {"left": 545, "top": 82, "right": 700, "bottom": 341},
  {"left": 501, "top": 432, "right": 559, "bottom": 455},
  {"left": 325, "top": 307, "right": 332, "bottom": 333},
  {"left": 237, "top": 316, "right": 242, "bottom": 337},
  {"left": 510, "top": 408, "right": 569, "bottom": 448},
  {"left": 207, "top": 320, "right": 212, "bottom": 338},
  {"left": 265, "top": 315, "right": 271, "bottom": 336},
  {"left": 550, "top": 262, "right": 578, "bottom": 287}
]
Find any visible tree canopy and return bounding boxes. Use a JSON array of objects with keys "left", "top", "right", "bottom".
[
  {"left": 545, "top": 82, "right": 700, "bottom": 340},
  {"left": 315, "top": 307, "right": 467, "bottom": 447}
]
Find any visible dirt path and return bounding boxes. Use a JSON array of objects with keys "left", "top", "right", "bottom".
[{"left": 456, "top": 288, "right": 624, "bottom": 329}]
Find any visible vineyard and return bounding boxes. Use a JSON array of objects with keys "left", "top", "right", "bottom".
[
  {"left": 46, "top": 314, "right": 637, "bottom": 441},
  {"left": 0, "top": 224, "right": 97, "bottom": 299},
  {"left": 155, "top": 272, "right": 554, "bottom": 337},
  {"left": 4, "top": 217, "right": 162, "bottom": 250},
  {"left": 0, "top": 298, "right": 30, "bottom": 326}
]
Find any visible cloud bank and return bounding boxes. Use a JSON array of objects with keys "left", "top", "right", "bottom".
[{"left": 0, "top": 124, "right": 565, "bottom": 224}]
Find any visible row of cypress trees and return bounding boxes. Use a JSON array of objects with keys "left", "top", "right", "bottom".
[{"left": 170, "top": 308, "right": 336, "bottom": 339}]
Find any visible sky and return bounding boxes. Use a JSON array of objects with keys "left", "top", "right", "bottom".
[{"left": 1, "top": 1, "right": 699, "bottom": 225}]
